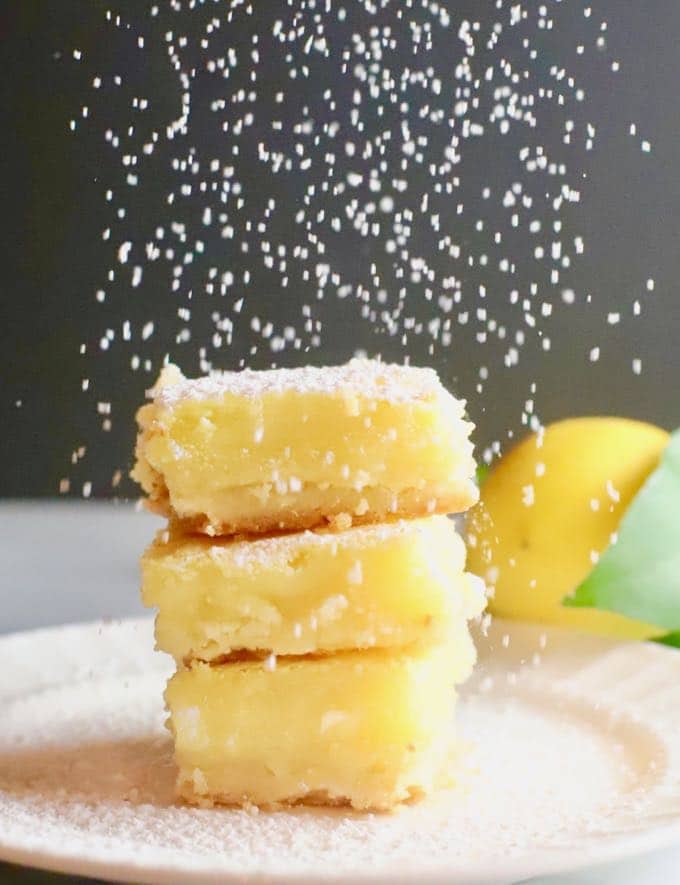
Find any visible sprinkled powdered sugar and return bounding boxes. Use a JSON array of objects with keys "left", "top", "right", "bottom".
[
  {"left": 59, "top": 5, "right": 661, "bottom": 496},
  {"left": 193, "top": 517, "right": 466, "bottom": 572},
  {"left": 150, "top": 359, "right": 455, "bottom": 409}
]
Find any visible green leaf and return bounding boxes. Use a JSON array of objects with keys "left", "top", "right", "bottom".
[
  {"left": 655, "top": 632, "right": 680, "bottom": 649},
  {"left": 563, "top": 428, "right": 680, "bottom": 630},
  {"left": 476, "top": 463, "right": 491, "bottom": 486}
]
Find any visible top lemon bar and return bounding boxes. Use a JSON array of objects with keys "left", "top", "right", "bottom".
[{"left": 132, "top": 359, "right": 477, "bottom": 535}]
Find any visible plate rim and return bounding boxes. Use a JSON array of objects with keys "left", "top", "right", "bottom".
[{"left": 3, "top": 819, "right": 680, "bottom": 885}]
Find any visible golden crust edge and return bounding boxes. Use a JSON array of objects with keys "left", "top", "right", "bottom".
[
  {"left": 175, "top": 774, "right": 452, "bottom": 813},
  {"left": 137, "top": 484, "right": 478, "bottom": 536}
]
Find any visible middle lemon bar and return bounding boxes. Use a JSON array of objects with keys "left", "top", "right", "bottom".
[{"left": 142, "top": 515, "right": 485, "bottom": 662}]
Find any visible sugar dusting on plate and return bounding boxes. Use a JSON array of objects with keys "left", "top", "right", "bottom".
[{"left": 1, "top": 618, "right": 679, "bottom": 881}]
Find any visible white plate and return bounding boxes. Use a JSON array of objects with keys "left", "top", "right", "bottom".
[{"left": 1, "top": 618, "right": 680, "bottom": 884}]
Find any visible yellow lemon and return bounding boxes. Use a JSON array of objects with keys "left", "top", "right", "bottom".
[{"left": 466, "top": 417, "right": 669, "bottom": 638}]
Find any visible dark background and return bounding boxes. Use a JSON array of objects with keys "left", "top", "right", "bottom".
[{"left": 2, "top": 0, "right": 679, "bottom": 499}]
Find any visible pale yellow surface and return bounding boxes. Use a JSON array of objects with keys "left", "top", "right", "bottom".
[
  {"left": 166, "top": 633, "right": 476, "bottom": 811},
  {"left": 143, "top": 516, "right": 486, "bottom": 661},
  {"left": 467, "top": 417, "right": 669, "bottom": 639},
  {"left": 132, "top": 361, "right": 477, "bottom": 534}
]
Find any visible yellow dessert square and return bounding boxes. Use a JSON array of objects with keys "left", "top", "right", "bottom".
[
  {"left": 132, "top": 359, "right": 477, "bottom": 535},
  {"left": 166, "top": 632, "right": 476, "bottom": 811},
  {"left": 142, "top": 516, "right": 486, "bottom": 661}
]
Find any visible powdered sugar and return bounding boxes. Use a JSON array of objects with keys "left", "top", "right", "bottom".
[
  {"left": 150, "top": 359, "right": 460, "bottom": 410},
  {"left": 194, "top": 517, "right": 465, "bottom": 572}
]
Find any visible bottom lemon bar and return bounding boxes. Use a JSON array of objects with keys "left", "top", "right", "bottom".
[{"left": 165, "top": 630, "right": 476, "bottom": 811}]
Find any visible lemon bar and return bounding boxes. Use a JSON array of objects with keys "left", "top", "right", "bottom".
[
  {"left": 143, "top": 516, "right": 486, "bottom": 662},
  {"left": 132, "top": 359, "right": 477, "bottom": 535},
  {"left": 166, "top": 632, "right": 476, "bottom": 811}
]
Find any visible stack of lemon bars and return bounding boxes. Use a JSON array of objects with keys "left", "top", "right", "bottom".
[{"left": 132, "top": 359, "right": 485, "bottom": 811}]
